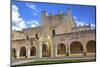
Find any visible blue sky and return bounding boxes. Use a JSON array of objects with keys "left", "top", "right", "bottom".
[{"left": 12, "top": 0, "right": 96, "bottom": 30}]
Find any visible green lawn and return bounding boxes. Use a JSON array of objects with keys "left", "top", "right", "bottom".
[{"left": 12, "top": 59, "right": 96, "bottom": 67}]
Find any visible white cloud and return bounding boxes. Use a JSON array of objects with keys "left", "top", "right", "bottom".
[
  {"left": 12, "top": 5, "right": 27, "bottom": 31},
  {"left": 73, "top": 16, "right": 85, "bottom": 26},
  {"left": 73, "top": 16, "right": 77, "bottom": 20},
  {"left": 26, "top": 20, "right": 39, "bottom": 27},
  {"left": 75, "top": 21, "right": 87, "bottom": 27},
  {"left": 33, "top": 13, "right": 37, "bottom": 15},
  {"left": 32, "top": 20, "right": 39, "bottom": 25},
  {"left": 74, "top": 16, "right": 95, "bottom": 28},
  {"left": 31, "top": 24, "right": 37, "bottom": 27},
  {"left": 12, "top": 5, "right": 18, "bottom": 11},
  {"left": 12, "top": 26, "right": 22, "bottom": 31},
  {"left": 31, "top": 21, "right": 39, "bottom": 27},
  {"left": 26, "top": 3, "right": 39, "bottom": 12},
  {"left": 90, "top": 24, "right": 95, "bottom": 30},
  {"left": 75, "top": 20, "right": 95, "bottom": 30},
  {"left": 91, "top": 24, "right": 95, "bottom": 27},
  {"left": 26, "top": 3, "right": 39, "bottom": 17}
]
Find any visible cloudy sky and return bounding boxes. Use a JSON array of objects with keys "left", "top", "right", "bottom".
[{"left": 12, "top": 0, "right": 96, "bottom": 30}]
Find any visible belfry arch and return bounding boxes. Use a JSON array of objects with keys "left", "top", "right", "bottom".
[{"left": 70, "top": 41, "right": 83, "bottom": 54}]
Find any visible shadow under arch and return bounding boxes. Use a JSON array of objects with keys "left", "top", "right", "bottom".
[
  {"left": 12, "top": 48, "right": 16, "bottom": 59},
  {"left": 70, "top": 41, "right": 83, "bottom": 54},
  {"left": 57, "top": 43, "right": 66, "bottom": 55},
  {"left": 42, "top": 43, "right": 51, "bottom": 57},
  {"left": 30, "top": 46, "right": 36, "bottom": 56},
  {"left": 20, "top": 47, "right": 26, "bottom": 57},
  {"left": 86, "top": 40, "right": 96, "bottom": 53}
]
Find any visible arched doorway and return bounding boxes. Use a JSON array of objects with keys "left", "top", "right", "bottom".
[
  {"left": 70, "top": 41, "right": 83, "bottom": 54},
  {"left": 20, "top": 47, "right": 26, "bottom": 57},
  {"left": 57, "top": 43, "right": 66, "bottom": 55},
  {"left": 30, "top": 47, "right": 36, "bottom": 56},
  {"left": 87, "top": 40, "right": 96, "bottom": 53},
  {"left": 42, "top": 44, "right": 51, "bottom": 57},
  {"left": 12, "top": 48, "right": 16, "bottom": 58}
]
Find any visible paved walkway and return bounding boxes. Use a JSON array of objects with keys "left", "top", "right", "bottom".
[{"left": 11, "top": 56, "right": 96, "bottom": 66}]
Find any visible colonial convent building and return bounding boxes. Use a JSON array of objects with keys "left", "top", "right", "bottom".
[{"left": 12, "top": 9, "right": 96, "bottom": 59}]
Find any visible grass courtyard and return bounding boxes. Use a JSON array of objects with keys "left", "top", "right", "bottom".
[{"left": 12, "top": 59, "right": 96, "bottom": 67}]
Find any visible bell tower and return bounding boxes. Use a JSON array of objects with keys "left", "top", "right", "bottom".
[
  {"left": 41, "top": 11, "right": 50, "bottom": 26},
  {"left": 42, "top": 11, "right": 48, "bottom": 18}
]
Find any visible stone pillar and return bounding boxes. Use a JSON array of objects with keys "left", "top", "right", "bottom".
[
  {"left": 83, "top": 45, "right": 87, "bottom": 56},
  {"left": 82, "top": 42, "right": 87, "bottom": 56},
  {"left": 55, "top": 45, "right": 57, "bottom": 57},
  {"left": 52, "top": 38, "right": 56, "bottom": 58},
  {"left": 27, "top": 48, "right": 30, "bottom": 58},
  {"left": 51, "top": 46, "right": 53, "bottom": 58},
  {"left": 16, "top": 49, "right": 20, "bottom": 59},
  {"left": 66, "top": 44, "right": 69, "bottom": 56},
  {"left": 68, "top": 44, "right": 70, "bottom": 56},
  {"left": 52, "top": 44, "right": 56, "bottom": 58},
  {"left": 50, "top": 40, "right": 53, "bottom": 58},
  {"left": 39, "top": 43, "right": 42, "bottom": 58}
]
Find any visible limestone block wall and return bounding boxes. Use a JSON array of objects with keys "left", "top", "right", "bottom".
[
  {"left": 12, "top": 31, "right": 26, "bottom": 40},
  {"left": 41, "top": 10, "right": 76, "bottom": 35},
  {"left": 22, "top": 27, "right": 42, "bottom": 38}
]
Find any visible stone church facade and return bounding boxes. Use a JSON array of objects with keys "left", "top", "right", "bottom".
[{"left": 12, "top": 9, "right": 96, "bottom": 59}]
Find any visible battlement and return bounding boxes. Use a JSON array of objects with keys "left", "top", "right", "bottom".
[
  {"left": 41, "top": 8, "right": 71, "bottom": 17},
  {"left": 41, "top": 8, "right": 76, "bottom": 29}
]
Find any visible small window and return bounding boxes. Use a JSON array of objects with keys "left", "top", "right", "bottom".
[
  {"left": 26, "top": 35, "right": 28, "bottom": 40},
  {"left": 35, "top": 34, "right": 39, "bottom": 39},
  {"left": 52, "top": 29, "right": 55, "bottom": 36}
]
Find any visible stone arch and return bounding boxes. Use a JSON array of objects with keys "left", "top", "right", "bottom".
[
  {"left": 30, "top": 47, "right": 36, "bottom": 56},
  {"left": 42, "top": 44, "right": 50, "bottom": 57},
  {"left": 20, "top": 47, "right": 26, "bottom": 57},
  {"left": 86, "top": 40, "right": 96, "bottom": 53},
  {"left": 57, "top": 43, "right": 66, "bottom": 55},
  {"left": 70, "top": 41, "right": 83, "bottom": 54},
  {"left": 12, "top": 48, "right": 16, "bottom": 58}
]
